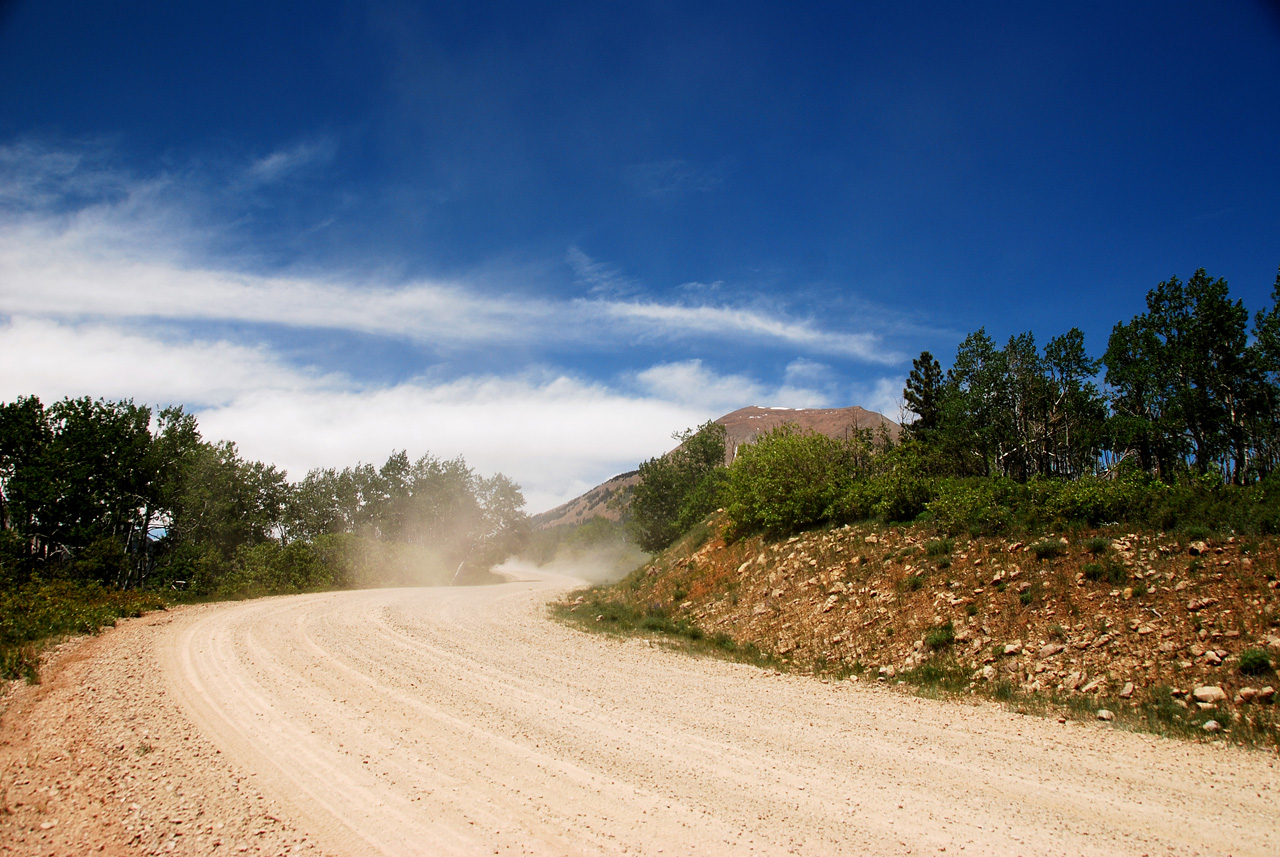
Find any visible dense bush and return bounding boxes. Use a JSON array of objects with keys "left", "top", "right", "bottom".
[
  {"left": 724, "top": 426, "right": 849, "bottom": 535},
  {"left": 925, "top": 477, "right": 1022, "bottom": 535}
]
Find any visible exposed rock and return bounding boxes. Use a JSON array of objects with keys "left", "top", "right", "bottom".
[
  {"left": 1038, "top": 643, "right": 1065, "bottom": 659},
  {"left": 1258, "top": 686, "right": 1276, "bottom": 704},
  {"left": 1201, "top": 720, "right": 1222, "bottom": 733},
  {"left": 1192, "top": 686, "right": 1227, "bottom": 704},
  {"left": 1119, "top": 682, "right": 1134, "bottom": 699},
  {"left": 1187, "top": 541, "right": 1209, "bottom": 556},
  {"left": 1080, "top": 678, "right": 1104, "bottom": 694},
  {"left": 1096, "top": 709, "right": 1114, "bottom": 721},
  {"left": 981, "top": 665, "right": 996, "bottom": 682},
  {"left": 1002, "top": 641, "right": 1023, "bottom": 656}
]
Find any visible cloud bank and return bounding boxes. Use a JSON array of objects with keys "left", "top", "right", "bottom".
[{"left": 0, "top": 140, "right": 909, "bottom": 511}]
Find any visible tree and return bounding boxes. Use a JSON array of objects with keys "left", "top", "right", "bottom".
[
  {"left": 627, "top": 421, "right": 727, "bottom": 552},
  {"left": 1043, "top": 328, "right": 1106, "bottom": 478},
  {"left": 1104, "top": 269, "right": 1256, "bottom": 481},
  {"left": 902, "top": 351, "right": 944, "bottom": 440}
]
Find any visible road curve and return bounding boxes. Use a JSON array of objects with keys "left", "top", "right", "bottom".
[{"left": 160, "top": 571, "right": 1279, "bottom": 856}]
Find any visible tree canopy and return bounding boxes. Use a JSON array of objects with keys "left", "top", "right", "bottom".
[{"left": 0, "top": 397, "right": 529, "bottom": 595}]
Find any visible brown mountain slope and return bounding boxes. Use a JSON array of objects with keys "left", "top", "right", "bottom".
[
  {"left": 718, "top": 405, "right": 899, "bottom": 463},
  {"left": 533, "top": 405, "right": 900, "bottom": 529},
  {"left": 531, "top": 471, "right": 640, "bottom": 529}
]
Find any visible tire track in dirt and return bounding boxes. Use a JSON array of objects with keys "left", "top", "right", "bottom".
[{"left": 155, "top": 570, "right": 1279, "bottom": 856}]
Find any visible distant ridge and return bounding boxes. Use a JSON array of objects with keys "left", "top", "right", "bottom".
[
  {"left": 716, "top": 405, "right": 899, "bottom": 463},
  {"left": 532, "top": 405, "right": 899, "bottom": 530}
]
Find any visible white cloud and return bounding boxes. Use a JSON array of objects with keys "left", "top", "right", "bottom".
[
  {"left": 0, "top": 317, "right": 340, "bottom": 406},
  {"left": 595, "top": 299, "right": 898, "bottom": 362},
  {"left": 0, "top": 140, "right": 919, "bottom": 511},
  {"left": 633, "top": 359, "right": 830, "bottom": 413},
  {"left": 1, "top": 215, "right": 899, "bottom": 361},
  {"left": 783, "top": 358, "right": 834, "bottom": 386},
  {"left": 0, "top": 315, "right": 706, "bottom": 511}
]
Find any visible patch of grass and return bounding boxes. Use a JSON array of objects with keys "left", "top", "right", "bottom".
[
  {"left": 1029, "top": 539, "right": 1067, "bottom": 561},
  {"left": 1082, "top": 560, "right": 1127, "bottom": 585},
  {"left": 1239, "top": 648, "right": 1274, "bottom": 676},
  {"left": 924, "top": 621, "right": 955, "bottom": 650},
  {"left": 1183, "top": 524, "right": 1213, "bottom": 541},
  {"left": 924, "top": 538, "right": 953, "bottom": 557},
  {"left": 899, "top": 657, "right": 970, "bottom": 695},
  {"left": 1084, "top": 536, "right": 1112, "bottom": 555},
  {"left": 551, "top": 587, "right": 780, "bottom": 671},
  {"left": 965, "top": 602, "right": 979, "bottom": 616},
  {"left": 903, "top": 573, "right": 926, "bottom": 592}
]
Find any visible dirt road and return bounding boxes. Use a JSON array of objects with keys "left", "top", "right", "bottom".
[{"left": 4, "top": 571, "right": 1279, "bottom": 856}]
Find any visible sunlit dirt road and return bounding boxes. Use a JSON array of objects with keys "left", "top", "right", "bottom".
[{"left": 4, "top": 570, "right": 1279, "bottom": 856}]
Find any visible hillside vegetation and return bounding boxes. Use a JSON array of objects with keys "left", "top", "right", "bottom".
[{"left": 558, "top": 267, "right": 1280, "bottom": 747}]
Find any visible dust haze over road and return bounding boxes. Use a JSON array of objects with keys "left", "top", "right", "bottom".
[{"left": 155, "top": 568, "right": 1278, "bottom": 856}]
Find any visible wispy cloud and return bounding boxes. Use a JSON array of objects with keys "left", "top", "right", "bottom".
[
  {"left": 624, "top": 158, "right": 727, "bottom": 199},
  {"left": 244, "top": 138, "right": 337, "bottom": 186},
  {"left": 565, "top": 245, "right": 640, "bottom": 297},
  {"left": 0, "top": 213, "right": 900, "bottom": 361},
  {"left": 593, "top": 300, "right": 898, "bottom": 362}
]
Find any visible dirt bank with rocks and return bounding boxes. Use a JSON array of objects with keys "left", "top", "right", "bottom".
[{"left": 571, "top": 519, "right": 1280, "bottom": 742}]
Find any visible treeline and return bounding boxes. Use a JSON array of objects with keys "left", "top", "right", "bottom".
[
  {"left": 628, "top": 268, "right": 1280, "bottom": 546},
  {"left": 0, "top": 396, "right": 529, "bottom": 597}
]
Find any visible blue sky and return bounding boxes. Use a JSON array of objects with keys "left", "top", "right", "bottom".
[{"left": 2, "top": 2, "right": 1279, "bottom": 511}]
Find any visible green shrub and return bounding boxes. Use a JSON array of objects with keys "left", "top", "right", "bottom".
[
  {"left": 925, "top": 621, "right": 955, "bottom": 650},
  {"left": 926, "top": 477, "right": 1019, "bottom": 535},
  {"left": 0, "top": 580, "right": 165, "bottom": 682},
  {"left": 1239, "top": 648, "right": 1273, "bottom": 676},
  {"left": 925, "top": 538, "right": 953, "bottom": 557},
  {"left": 724, "top": 426, "right": 848, "bottom": 535},
  {"left": 1031, "top": 476, "right": 1146, "bottom": 527},
  {"left": 1082, "top": 560, "right": 1127, "bottom": 585},
  {"left": 1084, "top": 536, "right": 1112, "bottom": 554},
  {"left": 1029, "top": 539, "right": 1067, "bottom": 560}
]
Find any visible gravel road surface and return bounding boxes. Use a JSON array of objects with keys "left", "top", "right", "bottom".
[{"left": 3, "top": 570, "right": 1278, "bottom": 856}]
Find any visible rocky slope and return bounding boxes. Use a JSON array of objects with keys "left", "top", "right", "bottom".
[{"left": 586, "top": 516, "right": 1280, "bottom": 743}]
